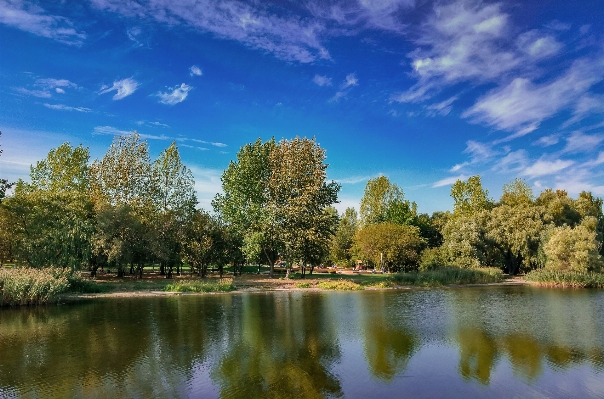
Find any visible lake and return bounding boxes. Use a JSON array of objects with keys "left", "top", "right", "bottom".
[{"left": 1, "top": 286, "right": 603, "bottom": 398}]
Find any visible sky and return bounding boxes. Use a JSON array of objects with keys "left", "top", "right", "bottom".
[{"left": 1, "top": 0, "right": 604, "bottom": 213}]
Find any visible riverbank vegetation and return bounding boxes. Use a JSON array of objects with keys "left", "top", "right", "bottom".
[{"left": 0, "top": 131, "right": 603, "bottom": 306}]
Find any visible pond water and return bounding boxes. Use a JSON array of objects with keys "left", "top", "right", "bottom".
[{"left": 1, "top": 286, "right": 603, "bottom": 398}]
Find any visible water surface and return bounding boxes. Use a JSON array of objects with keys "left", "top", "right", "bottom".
[{"left": 1, "top": 286, "right": 603, "bottom": 398}]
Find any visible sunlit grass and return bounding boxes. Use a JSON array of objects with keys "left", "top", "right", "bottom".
[
  {"left": 525, "top": 269, "right": 604, "bottom": 288},
  {"left": 316, "top": 279, "right": 364, "bottom": 291},
  {"left": 390, "top": 267, "right": 504, "bottom": 287},
  {"left": 164, "top": 279, "right": 235, "bottom": 293}
]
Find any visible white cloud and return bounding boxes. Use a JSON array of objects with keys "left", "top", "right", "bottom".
[
  {"left": 126, "top": 26, "right": 145, "bottom": 47},
  {"left": 492, "top": 149, "right": 528, "bottom": 174},
  {"left": 156, "top": 83, "right": 192, "bottom": 105},
  {"left": 463, "top": 57, "right": 604, "bottom": 132},
  {"left": 36, "top": 78, "right": 78, "bottom": 89},
  {"left": 313, "top": 75, "right": 332, "bottom": 86},
  {"left": 93, "top": 126, "right": 172, "bottom": 141},
  {"left": 564, "top": 94, "right": 604, "bottom": 127},
  {"left": 90, "top": 0, "right": 330, "bottom": 63},
  {"left": 426, "top": 96, "right": 457, "bottom": 116},
  {"left": 341, "top": 73, "right": 358, "bottom": 89},
  {"left": 533, "top": 134, "right": 559, "bottom": 147},
  {"left": 521, "top": 159, "right": 574, "bottom": 178},
  {"left": 55, "top": 88, "right": 65, "bottom": 94},
  {"left": 44, "top": 103, "right": 91, "bottom": 112},
  {"left": 99, "top": 77, "right": 140, "bottom": 100},
  {"left": 562, "top": 131, "right": 603, "bottom": 153},
  {"left": 335, "top": 173, "right": 381, "bottom": 184},
  {"left": 190, "top": 65, "right": 202, "bottom": 76},
  {"left": 516, "top": 30, "right": 562, "bottom": 59},
  {"left": 188, "top": 165, "right": 224, "bottom": 211},
  {"left": 0, "top": 0, "right": 86, "bottom": 45},
  {"left": 190, "top": 139, "right": 227, "bottom": 147},
  {"left": 432, "top": 174, "right": 468, "bottom": 188},
  {"left": 14, "top": 87, "right": 51, "bottom": 98}
]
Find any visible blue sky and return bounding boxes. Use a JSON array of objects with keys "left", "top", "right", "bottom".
[{"left": 1, "top": 0, "right": 603, "bottom": 213}]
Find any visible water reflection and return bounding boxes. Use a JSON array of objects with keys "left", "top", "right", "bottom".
[{"left": 0, "top": 287, "right": 603, "bottom": 398}]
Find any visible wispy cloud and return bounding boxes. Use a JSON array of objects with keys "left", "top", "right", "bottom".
[
  {"left": 190, "top": 139, "right": 227, "bottom": 148},
  {"left": 189, "top": 65, "right": 202, "bottom": 76},
  {"left": 0, "top": 0, "right": 86, "bottom": 45},
  {"left": 36, "top": 78, "right": 78, "bottom": 90},
  {"left": 432, "top": 174, "right": 468, "bottom": 188},
  {"left": 335, "top": 174, "right": 381, "bottom": 185},
  {"left": 330, "top": 73, "right": 358, "bottom": 102},
  {"left": 91, "top": 0, "right": 330, "bottom": 63},
  {"left": 99, "top": 77, "right": 140, "bottom": 100},
  {"left": 521, "top": 159, "right": 574, "bottom": 178},
  {"left": 156, "top": 83, "right": 192, "bottom": 105},
  {"left": 14, "top": 87, "right": 52, "bottom": 98},
  {"left": 44, "top": 103, "right": 91, "bottom": 112},
  {"left": 463, "top": 57, "right": 604, "bottom": 132},
  {"left": 93, "top": 126, "right": 171, "bottom": 141},
  {"left": 426, "top": 96, "right": 457, "bottom": 116},
  {"left": 562, "top": 131, "right": 604, "bottom": 154},
  {"left": 313, "top": 75, "right": 332, "bottom": 86}
]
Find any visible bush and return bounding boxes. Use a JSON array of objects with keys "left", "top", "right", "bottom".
[
  {"left": 543, "top": 224, "right": 603, "bottom": 273},
  {"left": 164, "top": 279, "right": 235, "bottom": 293},
  {"left": 525, "top": 269, "right": 604, "bottom": 288},
  {"left": 390, "top": 267, "right": 503, "bottom": 287},
  {"left": 316, "top": 279, "right": 364, "bottom": 290},
  {"left": 0, "top": 268, "right": 70, "bottom": 306},
  {"left": 419, "top": 247, "right": 445, "bottom": 271},
  {"left": 296, "top": 282, "right": 312, "bottom": 288}
]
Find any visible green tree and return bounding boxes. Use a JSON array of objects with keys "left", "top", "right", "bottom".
[
  {"left": 89, "top": 133, "right": 155, "bottom": 277},
  {"left": 213, "top": 138, "right": 282, "bottom": 276},
  {"left": 500, "top": 178, "right": 533, "bottom": 207},
  {"left": 267, "top": 137, "right": 340, "bottom": 277},
  {"left": 354, "top": 223, "right": 425, "bottom": 272},
  {"left": 150, "top": 142, "right": 197, "bottom": 278},
  {"left": 330, "top": 207, "right": 358, "bottom": 266},
  {"left": 441, "top": 212, "right": 491, "bottom": 269},
  {"left": 543, "top": 218, "right": 603, "bottom": 272},
  {"left": 451, "top": 175, "right": 493, "bottom": 217},
  {"left": 535, "top": 189, "right": 581, "bottom": 227},
  {"left": 360, "top": 176, "right": 416, "bottom": 226}
]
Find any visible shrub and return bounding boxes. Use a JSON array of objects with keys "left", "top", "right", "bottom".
[
  {"left": 525, "top": 269, "right": 604, "bottom": 288},
  {"left": 316, "top": 279, "right": 363, "bottom": 290},
  {"left": 543, "top": 223, "right": 603, "bottom": 273},
  {"left": 296, "top": 282, "right": 312, "bottom": 289},
  {"left": 419, "top": 247, "right": 445, "bottom": 271},
  {"left": 164, "top": 279, "right": 235, "bottom": 293},
  {"left": 390, "top": 267, "right": 503, "bottom": 287},
  {"left": 0, "top": 268, "right": 70, "bottom": 306}
]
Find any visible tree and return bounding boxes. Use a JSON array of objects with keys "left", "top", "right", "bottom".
[
  {"left": 440, "top": 212, "right": 490, "bottom": 269},
  {"left": 150, "top": 142, "right": 197, "bottom": 278},
  {"left": 543, "top": 218, "right": 603, "bottom": 273},
  {"left": 354, "top": 223, "right": 425, "bottom": 273},
  {"left": 500, "top": 178, "right": 533, "bottom": 207},
  {"left": 451, "top": 175, "right": 493, "bottom": 217},
  {"left": 330, "top": 207, "right": 358, "bottom": 266},
  {"left": 2, "top": 144, "right": 94, "bottom": 270},
  {"left": 535, "top": 189, "right": 581, "bottom": 227},
  {"left": 267, "top": 137, "right": 340, "bottom": 277},
  {"left": 213, "top": 138, "right": 281, "bottom": 276},
  {"left": 360, "top": 176, "right": 416, "bottom": 226},
  {"left": 89, "top": 133, "right": 155, "bottom": 277}
]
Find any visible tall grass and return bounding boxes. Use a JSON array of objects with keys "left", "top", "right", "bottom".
[
  {"left": 316, "top": 279, "right": 364, "bottom": 291},
  {"left": 164, "top": 279, "right": 235, "bottom": 293},
  {"left": 390, "top": 267, "right": 504, "bottom": 287},
  {"left": 525, "top": 269, "right": 604, "bottom": 288},
  {"left": 0, "top": 268, "right": 70, "bottom": 306}
]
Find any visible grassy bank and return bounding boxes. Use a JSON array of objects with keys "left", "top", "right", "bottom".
[
  {"left": 164, "top": 279, "right": 235, "bottom": 293},
  {"left": 525, "top": 269, "right": 604, "bottom": 288},
  {"left": 0, "top": 268, "right": 70, "bottom": 306},
  {"left": 391, "top": 267, "right": 504, "bottom": 287}
]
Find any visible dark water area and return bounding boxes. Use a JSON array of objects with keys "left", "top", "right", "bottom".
[{"left": 1, "top": 286, "right": 603, "bottom": 398}]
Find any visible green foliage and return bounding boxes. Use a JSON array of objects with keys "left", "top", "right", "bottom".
[
  {"left": 525, "top": 269, "right": 604, "bottom": 288},
  {"left": 451, "top": 175, "right": 493, "bottom": 217},
  {"left": 535, "top": 189, "right": 581, "bottom": 227},
  {"left": 0, "top": 268, "right": 70, "bottom": 306},
  {"left": 29, "top": 143, "right": 90, "bottom": 193},
  {"left": 295, "top": 282, "right": 312, "bottom": 288},
  {"left": 440, "top": 212, "right": 489, "bottom": 269},
  {"left": 316, "top": 279, "right": 364, "bottom": 290},
  {"left": 354, "top": 223, "right": 425, "bottom": 272},
  {"left": 419, "top": 247, "right": 445, "bottom": 271},
  {"left": 360, "top": 176, "right": 416, "bottom": 226},
  {"left": 164, "top": 279, "right": 235, "bottom": 293},
  {"left": 390, "top": 267, "right": 504, "bottom": 287},
  {"left": 500, "top": 178, "right": 533, "bottom": 207},
  {"left": 330, "top": 207, "right": 358, "bottom": 266},
  {"left": 542, "top": 221, "right": 603, "bottom": 273}
]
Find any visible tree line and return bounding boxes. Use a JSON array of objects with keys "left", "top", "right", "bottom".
[{"left": 0, "top": 133, "right": 602, "bottom": 277}]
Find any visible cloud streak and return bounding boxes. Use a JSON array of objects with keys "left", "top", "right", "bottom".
[
  {"left": 156, "top": 83, "right": 192, "bottom": 105},
  {"left": 99, "top": 78, "right": 140, "bottom": 100}
]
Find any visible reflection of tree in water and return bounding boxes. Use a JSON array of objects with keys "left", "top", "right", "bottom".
[
  {"left": 212, "top": 293, "right": 342, "bottom": 399},
  {"left": 457, "top": 327, "right": 498, "bottom": 385},
  {"left": 451, "top": 288, "right": 604, "bottom": 386},
  {"left": 0, "top": 297, "right": 227, "bottom": 398},
  {"left": 362, "top": 293, "right": 419, "bottom": 382}
]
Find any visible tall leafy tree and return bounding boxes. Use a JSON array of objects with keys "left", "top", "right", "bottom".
[
  {"left": 330, "top": 207, "right": 358, "bottom": 266},
  {"left": 451, "top": 175, "right": 493, "bottom": 217},
  {"left": 360, "top": 176, "right": 416, "bottom": 226},
  {"left": 267, "top": 137, "right": 340, "bottom": 277},
  {"left": 89, "top": 133, "right": 154, "bottom": 277},
  {"left": 213, "top": 138, "right": 281, "bottom": 275},
  {"left": 150, "top": 142, "right": 197, "bottom": 278},
  {"left": 499, "top": 178, "right": 533, "bottom": 207}
]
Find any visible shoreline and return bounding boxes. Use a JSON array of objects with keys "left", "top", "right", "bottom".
[{"left": 59, "top": 276, "right": 531, "bottom": 301}]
